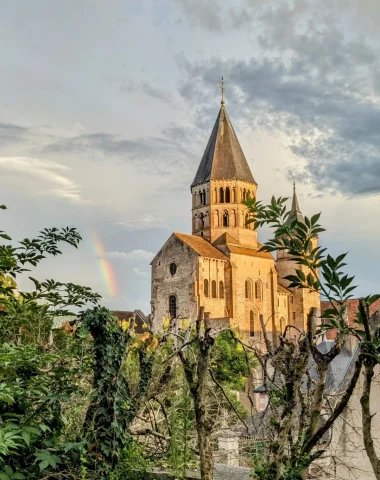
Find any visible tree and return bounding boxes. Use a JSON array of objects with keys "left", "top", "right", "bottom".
[
  {"left": 241, "top": 196, "right": 366, "bottom": 480},
  {"left": 155, "top": 310, "right": 256, "bottom": 480},
  {"left": 0, "top": 204, "right": 100, "bottom": 478}
]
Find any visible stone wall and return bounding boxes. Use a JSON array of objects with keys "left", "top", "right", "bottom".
[{"left": 151, "top": 235, "right": 198, "bottom": 330}]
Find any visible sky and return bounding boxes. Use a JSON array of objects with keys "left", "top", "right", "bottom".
[{"left": 1, "top": 0, "right": 380, "bottom": 313}]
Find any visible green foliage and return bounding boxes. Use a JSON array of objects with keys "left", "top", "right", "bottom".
[
  {"left": 0, "top": 205, "right": 100, "bottom": 478},
  {"left": 211, "top": 330, "right": 256, "bottom": 390},
  {"left": 244, "top": 196, "right": 358, "bottom": 333}
]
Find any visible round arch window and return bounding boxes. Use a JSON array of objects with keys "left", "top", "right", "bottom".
[{"left": 169, "top": 263, "right": 177, "bottom": 276}]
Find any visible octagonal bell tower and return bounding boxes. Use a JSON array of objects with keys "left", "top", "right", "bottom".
[{"left": 191, "top": 80, "right": 258, "bottom": 248}]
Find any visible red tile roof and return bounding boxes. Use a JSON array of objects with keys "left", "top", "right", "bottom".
[
  {"left": 173, "top": 233, "right": 228, "bottom": 261},
  {"left": 321, "top": 298, "right": 380, "bottom": 339}
]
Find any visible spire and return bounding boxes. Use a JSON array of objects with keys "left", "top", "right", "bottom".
[
  {"left": 288, "top": 181, "right": 304, "bottom": 223},
  {"left": 191, "top": 85, "right": 256, "bottom": 188}
]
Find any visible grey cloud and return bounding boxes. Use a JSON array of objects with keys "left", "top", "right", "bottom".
[
  {"left": 175, "top": 0, "right": 256, "bottom": 31},
  {"left": 44, "top": 125, "right": 201, "bottom": 179},
  {"left": 177, "top": 6, "right": 380, "bottom": 196},
  {"left": 0, "top": 121, "right": 28, "bottom": 144},
  {"left": 123, "top": 80, "right": 172, "bottom": 103}
]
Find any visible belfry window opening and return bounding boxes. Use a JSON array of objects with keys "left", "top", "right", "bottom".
[
  {"left": 219, "top": 187, "right": 224, "bottom": 203},
  {"left": 223, "top": 211, "right": 229, "bottom": 227},
  {"left": 225, "top": 187, "right": 230, "bottom": 203},
  {"left": 199, "top": 189, "right": 206, "bottom": 205}
]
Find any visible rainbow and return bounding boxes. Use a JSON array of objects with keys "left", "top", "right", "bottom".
[{"left": 92, "top": 232, "right": 119, "bottom": 297}]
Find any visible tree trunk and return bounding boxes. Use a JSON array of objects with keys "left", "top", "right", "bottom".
[
  {"left": 196, "top": 419, "right": 213, "bottom": 480},
  {"left": 361, "top": 361, "right": 380, "bottom": 480}
]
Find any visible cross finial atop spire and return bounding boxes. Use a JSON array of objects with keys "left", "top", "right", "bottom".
[
  {"left": 217, "top": 77, "right": 228, "bottom": 105},
  {"left": 293, "top": 180, "right": 296, "bottom": 193}
]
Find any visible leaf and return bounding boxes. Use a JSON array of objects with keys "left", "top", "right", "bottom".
[
  {"left": 13, "top": 474, "right": 25, "bottom": 479},
  {"left": 21, "top": 430, "right": 30, "bottom": 446},
  {"left": 39, "top": 424, "right": 51, "bottom": 433},
  {"left": 0, "top": 473, "right": 10, "bottom": 480},
  {"left": 39, "top": 460, "right": 50, "bottom": 471}
]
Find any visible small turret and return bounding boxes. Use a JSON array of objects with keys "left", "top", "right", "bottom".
[{"left": 276, "top": 183, "right": 320, "bottom": 330}]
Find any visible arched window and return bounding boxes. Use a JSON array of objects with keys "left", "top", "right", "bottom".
[
  {"left": 223, "top": 210, "right": 229, "bottom": 227},
  {"left": 245, "top": 279, "right": 252, "bottom": 300},
  {"left": 250, "top": 310, "right": 255, "bottom": 337},
  {"left": 169, "top": 295, "right": 177, "bottom": 318},
  {"left": 243, "top": 189, "right": 246, "bottom": 201},
  {"left": 255, "top": 281, "right": 262, "bottom": 301},
  {"left": 247, "top": 191, "right": 251, "bottom": 200},
  {"left": 200, "top": 213, "right": 205, "bottom": 228},
  {"left": 219, "top": 187, "right": 224, "bottom": 203},
  {"left": 211, "top": 280, "right": 217, "bottom": 298},
  {"left": 225, "top": 187, "right": 230, "bottom": 203},
  {"left": 219, "top": 281, "right": 224, "bottom": 298},
  {"left": 214, "top": 210, "right": 219, "bottom": 227},
  {"left": 204, "top": 279, "right": 209, "bottom": 297}
]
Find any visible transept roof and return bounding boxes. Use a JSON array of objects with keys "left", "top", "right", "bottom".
[
  {"left": 173, "top": 233, "right": 228, "bottom": 260},
  {"left": 191, "top": 104, "right": 256, "bottom": 188}
]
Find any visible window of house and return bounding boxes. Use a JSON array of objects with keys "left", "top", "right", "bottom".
[
  {"left": 255, "top": 281, "right": 261, "bottom": 301},
  {"left": 250, "top": 310, "right": 255, "bottom": 337},
  {"left": 170, "top": 263, "right": 177, "bottom": 276},
  {"left": 219, "top": 281, "right": 224, "bottom": 298},
  {"left": 292, "top": 312, "right": 296, "bottom": 320},
  {"left": 169, "top": 295, "right": 177, "bottom": 318},
  {"left": 290, "top": 296, "right": 294, "bottom": 304},
  {"left": 211, "top": 280, "right": 217, "bottom": 298},
  {"left": 245, "top": 279, "right": 252, "bottom": 300},
  {"left": 204, "top": 279, "right": 209, "bottom": 297}
]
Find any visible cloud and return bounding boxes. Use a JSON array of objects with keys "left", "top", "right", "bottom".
[
  {"left": 107, "top": 249, "right": 155, "bottom": 263},
  {"left": 115, "top": 213, "right": 165, "bottom": 231},
  {"left": 44, "top": 128, "right": 197, "bottom": 177},
  {"left": 132, "top": 267, "right": 150, "bottom": 278},
  {"left": 0, "top": 122, "right": 28, "bottom": 145},
  {"left": 0, "top": 156, "right": 90, "bottom": 204},
  {"left": 176, "top": 4, "right": 380, "bottom": 196},
  {"left": 123, "top": 80, "right": 172, "bottom": 103},
  {"left": 175, "top": 0, "right": 256, "bottom": 31}
]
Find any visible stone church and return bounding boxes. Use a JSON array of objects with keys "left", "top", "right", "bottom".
[{"left": 150, "top": 96, "right": 320, "bottom": 339}]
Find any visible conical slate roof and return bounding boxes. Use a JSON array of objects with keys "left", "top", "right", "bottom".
[{"left": 191, "top": 104, "right": 256, "bottom": 188}]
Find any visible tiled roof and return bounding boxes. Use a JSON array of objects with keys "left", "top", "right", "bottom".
[
  {"left": 321, "top": 298, "right": 380, "bottom": 340},
  {"left": 212, "top": 232, "right": 240, "bottom": 246},
  {"left": 173, "top": 233, "right": 228, "bottom": 260},
  {"left": 278, "top": 284, "right": 291, "bottom": 295},
  {"left": 228, "top": 244, "right": 274, "bottom": 260},
  {"left": 191, "top": 104, "right": 256, "bottom": 187}
]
